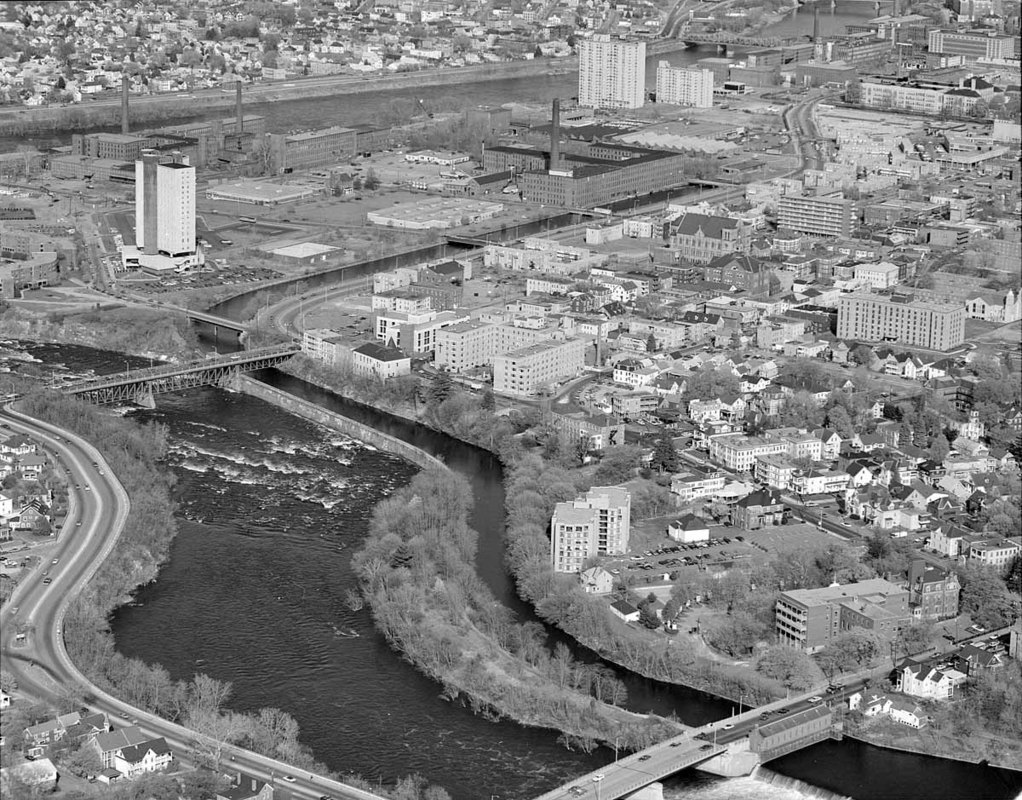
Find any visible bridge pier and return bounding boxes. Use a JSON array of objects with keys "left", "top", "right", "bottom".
[
  {"left": 694, "top": 738, "right": 760, "bottom": 777},
  {"left": 132, "top": 387, "right": 156, "bottom": 409}
]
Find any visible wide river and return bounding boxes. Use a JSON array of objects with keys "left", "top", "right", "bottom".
[{"left": 10, "top": 341, "right": 1022, "bottom": 800}]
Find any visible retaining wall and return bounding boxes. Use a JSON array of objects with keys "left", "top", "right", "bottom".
[{"left": 236, "top": 375, "right": 446, "bottom": 472}]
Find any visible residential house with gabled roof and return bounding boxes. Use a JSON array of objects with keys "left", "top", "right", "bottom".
[
  {"left": 730, "top": 488, "right": 785, "bottom": 530},
  {"left": 927, "top": 523, "right": 970, "bottom": 558},
  {"left": 217, "top": 773, "right": 275, "bottom": 800},
  {"left": 845, "top": 461, "right": 876, "bottom": 488},
  {"left": 579, "top": 566, "right": 614, "bottom": 594},
  {"left": 895, "top": 661, "right": 965, "bottom": 699},
  {"left": 113, "top": 738, "right": 173, "bottom": 778},
  {"left": 0, "top": 435, "right": 37, "bottom": 456},
  {"left": 813, "top": 428, "right": 843, "bottom": 460},
  {"left": 887, "top": 696, "right": 928, "bottom": 728},
  {"left": 90, "top": 727, "right": 152, "bottom": 770},
  {"left": 610, "top": 600, "right": 640, "bottom": 622},
  {"left": 954, "top": 644, "right": 1005, "bottom": 675}
]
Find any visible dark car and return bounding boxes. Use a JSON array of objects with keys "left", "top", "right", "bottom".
[
  {"left": 699, "top": 744, "right": 714, "bottom": 751},
  {"left": 759, "top": 712, "right": 772, "bottom": 720},
  {"left": 638, "top": 755, "right": 651, "bottom": 762}
]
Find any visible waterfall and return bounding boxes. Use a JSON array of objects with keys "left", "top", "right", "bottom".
[{"left": 755, "top": 766, "right": 855, "bottom": 800}]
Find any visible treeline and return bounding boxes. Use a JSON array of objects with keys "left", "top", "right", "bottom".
[
  {"left": 503, "top": 452, "right": 785, "bottom": 705},
  {"left": 15, "top": 392, "right": 333, "bottom": 776},
  {"left": 0, "top": 307, "right": 204, "bottom": 362},
  {"left": 352, "top": 468, "right": 680, "bottom": 752}
]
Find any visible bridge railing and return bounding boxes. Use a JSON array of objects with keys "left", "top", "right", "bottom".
[{"left": 61, "top": 347, "right": 298, "bottom": 394}]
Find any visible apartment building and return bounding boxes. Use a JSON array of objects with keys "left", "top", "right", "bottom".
[
  {"left": 777, "top": 193, "right": 854, "bottom": 238},
  {"left": 968, "top": 538, "right": 1022, "bottom": 571},
  {"left": 655, "top": 62, "right": 713, "bottom": 108},
  {"left": 907, "top": 561, "right": 960, "bottom": 622},
  {"left": 351, "top": 343, "right": 411, "bottom": 380},
  {"left": 670, "top": 468, "right": 727, "bottom": 503},
  {"left": 756, "top": 453, "right": 798, "bottom": 490},
  {"left": 373, "top": 309, "right": 469, "bottom": 355},
  {"left": 135, "top": 152, "right": 195, "bottom": 259},
  {"left": 578, "top": 34, "right": 646, "bottom": 109},
  {"left": 434, "top": 319, "right": 558, "bottom": 373},
  {"left": 551, "top": 485, "right": 632, "bottom": 573},
  {"left": 837, "top": 291, "right": 966, "bottom": 351},
  {"left": 493, "top": 338, "right": 586, "bottom": 397},
  {"left": 854, "top": 261, "right": 900, "bottom": 289},
  {"left": 710, "top": 434, "right": 788, "bottom": 472},
  {"left": 776, "top": 579, "right": 911, "bottom": 652}
]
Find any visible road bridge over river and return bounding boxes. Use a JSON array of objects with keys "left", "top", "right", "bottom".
[
  {"left": 537, "top": 690, "right": 854, "bottom": 800},
  {"left": 59, "top": 346, "right": 298, "bottom": 405}
]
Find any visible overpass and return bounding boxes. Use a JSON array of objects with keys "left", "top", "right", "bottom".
[
  {"left": 537, "top": 692, "right": 850, "bottom": 800},
  {"left": 59, "top": 346, "right": 298, "bottom": 406},
  {"left": 179, "top": 307, "right": 249, "bottom": 334}
]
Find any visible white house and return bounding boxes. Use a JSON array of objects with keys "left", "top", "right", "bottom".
[
  {"left": 667, "top": 514, "right": 710, "bottom": 543},
  {"left": 579, "top": 566, "right": 614, "bottom": 594},
  {"left": 351, "top": 342, "right": 412, "bottom": 380},
  {"left": 896, "top": 663, "right": 965, "bottom": 700},
  {"left": 609, "top": 600, "right": 640, "bottom": 623}
]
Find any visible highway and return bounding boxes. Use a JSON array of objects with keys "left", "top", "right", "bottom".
[{"left": 0, "top": 405, "right": 385, "bottom": 800}]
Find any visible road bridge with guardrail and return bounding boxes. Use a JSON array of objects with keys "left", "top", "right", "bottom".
[{"left": 59, "top": 346, "right": 298, "bottom": 406}]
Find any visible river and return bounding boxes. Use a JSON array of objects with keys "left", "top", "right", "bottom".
[
  {"left": 7, "top": 340, "right": 1022, "bottom": 800},
  {"left": 5, "top": 2, "right": 875, "bottom": 153}
]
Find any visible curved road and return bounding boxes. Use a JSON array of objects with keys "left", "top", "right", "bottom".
[{"left": 0, "top": 405, "right": 383, "bottom": 800}]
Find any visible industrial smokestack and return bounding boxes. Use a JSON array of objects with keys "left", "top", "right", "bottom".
[
  {"left": 121, "top": 78, "right": 130, "bottom": 134},
  {"left": 813, "top": 4, "right": 820, "bottom": 43},
  {"left": 236, "top": 83, "right": 243, "bottom": 134},
  {"left": 550, "top": 98, "right": 560, "bottom": 171}
]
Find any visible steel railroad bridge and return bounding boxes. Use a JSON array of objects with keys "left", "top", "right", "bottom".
[
  {"left": 677, "top": 31, "right": 804, "bottom": 49},
  {"left": 60, "top": 346, "right": 298, "bottom": 406}
]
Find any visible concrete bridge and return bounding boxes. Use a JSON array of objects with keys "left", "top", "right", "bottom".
[
  {"left": 537, "top": 691, "right": 850, "bottom": 800},
  {"left": 59, "top": 346, "right": 298, "bottom": 406}
]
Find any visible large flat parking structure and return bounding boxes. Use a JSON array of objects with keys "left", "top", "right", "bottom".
[{"left": 205, "top": 180, "right": 320, "bottom": 205}]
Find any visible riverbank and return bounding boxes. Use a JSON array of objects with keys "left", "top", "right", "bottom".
[
  {"left": 274, "top": 358, "right": 782, "bottom": 708},
  {"left": 845, "top": 725, "right": 1022, "bottom": 773},
  {"left": 237, "top": 375, "right": 445, "bottom": 472},
  {"left": 0, "top": 306, "right": 204, "bottom": 363}
]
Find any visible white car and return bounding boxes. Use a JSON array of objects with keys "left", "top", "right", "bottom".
[
  {"left": 809, "top": 696, "right": 823, "bottom": 703},
  {"left": 592, "top": 774, "right": 604, "bottom": 782},
  {"left": 281, "top": 776, "right": 297, "bottom": 784}
]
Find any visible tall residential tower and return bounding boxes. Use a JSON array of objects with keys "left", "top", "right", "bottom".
[{"left": 578, "top": 34, "right": 646, "bottom": 110}]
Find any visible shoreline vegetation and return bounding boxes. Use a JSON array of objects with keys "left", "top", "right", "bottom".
[
  {"left": 0, "top": 307, "right": 206, "bottom": 363},
  {"left": 277, "top": 357, "right": 1022, "bottom": 773},
  {"left": 14, "top": 388, "right": 453, "bottom": 799},
  {"left": 352, "top": 468, "right": 682, "bottom": 752},
  {"left": 279, "top": 356, "right": 785, "bottom": 708}
]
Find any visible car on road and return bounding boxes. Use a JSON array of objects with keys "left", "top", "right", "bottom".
[
  {"left": 43, "top": 577, "right": 53, "bottom": 584},
  {"left": 52, "top": 558, "right": 59, "bottom": 564},
  {"left": 84, "top": 485, "right": 91, "bottom": 491},
  {"left": 592, "top": 774, "right": 604, "bottom": 782},
  {"left": 670, "top": 742, "right": 683, "bottom": 747},
  {"left": 759, "top": 713, "right": 772, "bottom": 720},
  {"left": 699, "top": 744, "right": 714, "bottom": 751},
  {"left": 808, "top": 696, "right": 823, "bottom": 704},
  {"left": 775, "top": 708, "right": 790, "bottom": 715},
  {"left": 826, "top": 685, "right": 842, "bottom": 694},
  {"left": 74, "top": 484, "right": 80, "bottom": 490},
  {"left": 76, "top": 521, "right": 82, "bottom": 527},
  {"left": 281, "top": 776, "right": 297, "bottom": 784},
  {"left": 638, "top": 755, "right": 651, "bottom": 762},
  {"left": 568, "top": 788, "right": 585, "bottom": 797},
  {"left": 722, "top": 723, "right": 735, "bottom": 730},
  {"left": 319, "top": 796, "right": 336, "bottom": 800}
]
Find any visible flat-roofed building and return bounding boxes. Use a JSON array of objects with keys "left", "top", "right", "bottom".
[
  {"left": 837, "top": 291, "right": 965, "bottom": 351},
  {"left": 493, "top": 338, "right": 586, "bottom": 397},
  {"left": 351, "top": 342, "right": 412, "bottom": 380},
  {"left": 777, "top": 193, "right": 854, "bottom": 238},
  {"left": 776, "top": 578, "right": 910, "bottom": 652},
  {"left": 655, "top": 62, "right": 713, "bottom": 107},
  {"left": 579, "top": 34, "right": 646, "bottom": 109},
  {"left": 551, "top": 485, "right": 631, "bottom": 572},
  {"left": 265, "top": 126, "right": 357, "bottom": 174}
]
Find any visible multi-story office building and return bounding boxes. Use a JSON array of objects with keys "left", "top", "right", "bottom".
[
  {"left": 373, "top": 309, "right": 469, "bottom": 355},
  {"left": 578, "top": 34, "right": 646, "bottom": 109},
  {"left": 928, "top": 29, "right": 1017, "bottom": 61},
  {"left": 134, "top": 151, "right": 195, "bottom": 258},
  {"left": 493, "top": 338, "right": 586, "bottom": 397},
  {"left": 837, "top": 291, "right": 966, "bottom": 351},
  {"left": 434, "top": 320, "right": 559, "bottom": 373},
  {"left": 655, "top": 62, "right": 713, "bottom": 107},
  {"left": 265, "top": 126, "right": 357, "bottom": 174},
  {"left": 777, "top": 193, "right": 854, "bottom": 238},
  {"left": 775, "top": 578, "right": 910, "bottom": 652},
  {"left": 551, "top": 485, "right": 631, "bottom": 572}
]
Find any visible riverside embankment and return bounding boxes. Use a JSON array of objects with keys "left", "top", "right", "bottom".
[{"left": 236, "top": 374, "right": 445, "bottom": 472}]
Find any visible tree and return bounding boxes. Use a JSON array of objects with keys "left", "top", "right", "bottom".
[
  {"left": 755, "top": 645, "right": 821, "bottom": 690},
  {"left": 849, "top": 344, "right": 873, "bottom": 366},
  {"left": 816, "top": 630, "right": 884, "bottom": 674},
  {"left": 645, "top": 332, "right": 658, "bottom": 353},
  {"left": 593, "top": 445, "right": 642, "bottom": 484},
  {"left": 928, "top": 434, "right": 950, "bottom": 464},
  {"left": 684, "top": 366, "right": 740, "bottom": 401},
  {"left": 825, "top": 405, "right": 855, "bottom": 439},
  {"left": 61, "top": 741, "right": 103, "bottom": 778},
  {"left": 480, "top": 388, "right": 495, "bottom": 411},
  {"left": 638, "top": 603, "right": 660, "bottom": 629},
  {"left": 427, "top": 370, "right": 454, "bottom": 405},
  {"left": 650, "top": 433, "right": 678, "bottom": 473},
  {"left": 363, "top": 168, "right": 381, "bottom": 190},
  {"left": 897, "top": 622, "right": 933, "bottom": 658},
  {"left": 957, "top": 563, "right": 1020, "bottom": 629}
]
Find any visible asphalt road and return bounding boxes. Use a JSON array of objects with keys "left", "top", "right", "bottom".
[{"left": 0, "top": 406, "right": 385, "bottom": 800}]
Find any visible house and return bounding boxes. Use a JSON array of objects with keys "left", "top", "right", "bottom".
[
  {"left": 0, "top": 435, "right": 37, "bottom": 457},
  {"left": 609, "top": 600, "right": 640, "bottom": 623},
  {"left": 0, "top": 758, "right": 58, "bottom": 792},
  {"left": 954, "top": 644, "right": 1005, "bottom": 674},
  {"left": 730, "top": 488, "right": 784, "bottom": 530},
  {"left": 90, "top": 727, "right": 153, "bottom": 769},
  {"left": 849, "top": 691, "right": 891, "bottom": 718},
  {"left": 217, "top": 774, "right": 275, "bottom": 800},
  {"left": 895, "top": 662, "right": 964, "bottom": 699},
  {"left": 351, "top": 342, "right": 412, "bottom": 380},
  {"left": 887, "top": 696, "right": 928, "bottom": 728},
  {"left": 579, "top": 566, "right": 614, "bottom": 594},
  {"left": 813, "top": 428, "right": 843, "bottom": 460},
  {"left": 667, "top": 514, "right": 710, "bottom": 543},
  {"left": 15, "top": 454, "right": 47, "bottom": 478},
  {"left": 113, "top": 738, "right": 173, "bottom": 778}
]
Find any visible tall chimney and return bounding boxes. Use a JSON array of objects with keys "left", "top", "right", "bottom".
[
  {"left": 549, "top": 98, "right": 560, "bottom": 171},
  {"left": 121, "top": 77, "right": 130, "bottom": 134},
  {"left": 813, "top": 4, "right": 821, "bottom": 43},
  {"left": 236, "top": 82, "right": 243, "bottom": 134}
]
